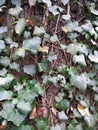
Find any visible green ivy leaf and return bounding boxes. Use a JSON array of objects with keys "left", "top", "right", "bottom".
[
  {"left": 88, "top": 50, "right": 98, "bottom": 63},
  {"left": 50, "top": 35, "right": 58, "bottom": 43},
  {"left": 28, "top": 0, "right": 37, "bottom": 6},
  {"left": 58, "top": 111, "right": 68, "bottom": 121},
  {"left": 0, "top": 40, "right": 5, "bottom": 53},
  {"left": 0, "top": 88, "right": 12, "bottom": 101},
  {"left": 23, "top": 37, "right": 41, "bottom": 54},
  {"left": 15, "top": 18, "right": 27, "bottom": 35},
  {"left": 0, "top": 68, "right": 7, "bottom": 77},
  {"left": 15, "top": 124, "right": 34, "bottom": 130},
  {"left": 0, "top": 26, "right": 7, "bottom": 35},
  {"left": 37, "top": 59, "right": 48, "bottom": 72},
  {"left": 34, "top": 26, "right": 46, "bottom": 35},
  {"left": 48, "top": 52, "right": 57, "bottom": 62},
  {"left": 17, "top": 101, "right": 31, "bottom": 115},
  {"left": 61, "top": 0, "right": 69, "bottom": 6},
  {"left": 38, "top": 0, "right": 51, "bottom": 7},
  {"left": 9, "top": 6, "right": 23, "bottom": 17},
  {"left": 49, "top": 5, "right": 63, "bottom": 16},
  {"left": 73, "top": 54, "right": 86, "bottom": 66},
  {"left": 10, "top": 62, "right": 20, "bottom": 72},
  {"left": 11, "top": 0, "right": 21, "bottom": 6},
  {"left": 23, "top": 64, "right": 36, "bottom": 76},
  {"left": 0, "top": 0, "right": 5, "bottom": 6},
  {"left": 0, "top": 56, "right": 10, "bottom": 67}
]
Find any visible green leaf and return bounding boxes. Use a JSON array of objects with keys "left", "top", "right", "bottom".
[
  {"left": 67, "top": 43, "right": 89, "bottom": 56},
  {"left": 11, "top": 0, "right": 21, "bottom": 6},
  {"left": 0, "top": 40, "right": 5, "bottom": 53},
  {"left": 61, "top": 0, "right": 69, "bottom": 6},
  {"left": 49, "top": 5, "right": 63, "bottom": 16},
  {"left": 70, "top": 73, "right": 91, "bottom": 91},
  {"left": 0, "top": 68, "right": 7, "bottom": 77},
  {"left": 0, "top": 26, "right": 7, "bottom": 35},
  {"left": 37, "top": 59, "right": 48, "bottom": 72},
  {"left": 23, "top": 64, "right": 36, "bottom": 76},
  {"left": 0, "top": 56, "right": 10, "bottom": 67},
  {"left": 84, "top": 114, "right": 97, "bottom": 127},
  {"left": 10, "top": 62, "right": 20, "bottom": 72},
  {"left": 34, "top": 26, "right": 46, "bottom": 35},
  {"left": 0, "top": 88, "right": 12, "bottom": 101},
  {"left": 88, "top": 50, "right": 98, "bottom": 63},
  {"left": 15, "top": 124, "right": 34, "bottom": 130},
  {"left": 73, "top": 54, "right": 86, "bottom": 66},
  {"left": 35, "top": 118, "right": 48, "bottom": 130},
  {"left": 9, "top": 6, "right": 23, "bottom": 17},
  {"left": 15, "top": 18, "right": 27, "bottom": 35},
  {"left": 13, "top": 47, "right": 25, "bottom": 60},
  {"left": 76, "top": 123, "right": 83, "bottom": 130},
  {"left": 90, "top": 3, "right": 98, "bottom": 16},
  {"left": 0, "top": 0, "right": 5, "bottom": 6},
  {"left": 58, "top": 111, "right": 68, "bottom": 121},
  {"left": 50, "top": 124, "right": 62, "bottom": 130},
  {"left": 61, "top": 14, "right": 71, "bottom": 20},
  {"left": 48, "top": 52, "right": 57, "bottom": 62},
  {"left": 23, "top": 36, "right": 41, "bottom": 54},
  {"left": 17, "top": 101, "right": 31, "bottom": 115},
  {"left": 50, "top": 35, "right": 58, "bottom": 43},
  {"left": 38, "top": 0, "right": 51, "bottom": 7},
  {"left": 0, "top": 74, "right": 14, "bottom": 89},
  {"left": 28, "top": 0, "right": 37, "bottom": 6}
]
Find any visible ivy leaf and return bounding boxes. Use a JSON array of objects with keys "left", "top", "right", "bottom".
[
  {"left": 49, "top": 5, "right": 63, "bottom": 16},
  {"left": 15, "top": 125, "right": 34, "bottom": 130},
  {"left": 15, "top": 18, "right": 27, "bottom": 35},
  {"left": 0, "top": 26, "right": 7, "bottom": 35},
  {"left": 88, "top": 50, "right": 98, "bottom": 63},
  {"left": 62, "top": 14, "right": 71, "bottom": 20},
  {"left": 0, "top": 88, "right": 12, "bottom": 101},
  {"left": 90, "top": 3, "right": 98, "bottom": 16},
  {"left": 0, "top": 40, "right": 5, "bottom": 53},
  {"left": 28, "top": 0, "right": 37, "bottom": 6},
  {"left": 73, "top": 54, "right": 86, "bottom": 66},
  {"left": 58, "top": 111, "right": 68, "bottom": 121},
  {"left": 48, "top": 52, "right": 57, "bottom": 62},
  {"left": 37, "top": 59, "right": 48, "bottom": 72},
  {"left": 34, "top": 26, "right": 46, "bottom": 35},
  {"left": 17, "top": 101, "right": 31, "bottom": 115},
  {"left": 13, "top": 48, "right": 25, "bottom": 60},
  {"left": 23, "top": 64, "right": 36, "bottom": 76},
  {"left": 0, "top": 74, "right": 14, "bottom": 89},
  {"left": 9, "top": 6, "right": 22, "bottom": 17},
  {"left": 11, "top": 0, "right": 21, "bottom": 6},
  {"left": 70, "top": 73, "right": 91, "bottom": 91},
  {"left": 0, "top": 0, "right": 5, "bottom": 6},
  {"left": 50, "top": 35, "right": 58, "bottom": 43},
  {"left": 23, "top": 37, "right": 41, "bottom": 54},
  {"left": 50, "top": 123, "right": 62, "bottom": 130},
  {"left": 0, "top": 56, "right": 10, "bottom": 67},
  {"left": 61, "top": 0, "right": 69, "bottom": 6},
  {"left": 0, "top": 68, "right": 7, "bottom": 77},
  {"left": 67, "top": 43, "right": 89, "bottom": 56},
  {"left": 10, "top": 62, "right": 20, "bottom": 72}
]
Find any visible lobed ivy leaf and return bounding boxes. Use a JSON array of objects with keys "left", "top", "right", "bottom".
[
  {"left": 0, "top": 40, "right": 5, "bottom": 53},
  {"left": 37, "top": 59, "right": 48, "bottom": 72},
  {"left": 28, "top": 0, "right": 37, "bottom": 6},
  {"left": 13, "top": 48, "right": 25, "bottom": 60},
  {"left": 0, "top": 56, "right": 10, "bottom": 67},
  {"left": 10, "top": 62, "right": 20, "bottom": 72},
  {"left": 9, "top": 6, "right": 23, "bottom": 17},
  {"left": 0, "top": 88, "right": 12, "bottom": 101},
  {"left": 61, "top": 0, "right": 70, "bottom": 6},
  {"left": 50, "top": 35, "right": 58, "bottom": 43},
  {"left": 88, "top": 50, "right": 98, "bottom": 63},
  {"left": 49, "top": 5, "right": 63, "bottom": 16},
  {"left": 17, "top": 101, "right": 32, "bottom": 115},
  {"left": 0, "top": 68, "right": 7, "bottom": 77},
  {"left": 58, "top": 111, "right": 68, "bottom": 121},
  {"left": 48, "top": 52, "right": 57, "bottom": 62},
  {"left": 0, "top": 74, "right": 14, "bottom": 89},
  {"left": 23, "top": 36, "right": 41, "bottom": 54},
  {"left": 34, "top": 26, "right": 46, "bottom": 35},
  {"left": 90, "top": 3, "right": 98, "bottom": 16},
  {"left": 15, "top": 125, "right": 34, "bottom": 130},
  {"left": 0, "top": 0, "right": 5, "bottom": 6},
  {"left": 73, "top": 54, "right": 86, "bottom": 66},
  {"left": 61, "top": 14, "right": 71, "bottom": 21},
  {"left": 15, "top": 18, "right": 27, "bottom": 35},
  {"left": 23, "top": 64, "right": 36, "bottom": 76},
  {"left": 11, "top": 0, "right": 21, "bottom": 6},
  {"left": 0, "top": 26, "right": 7, "bottom": 35},
  {"left": 38, "top": 0, "right": 51, "bottom": 7}
]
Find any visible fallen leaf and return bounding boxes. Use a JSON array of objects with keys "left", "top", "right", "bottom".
[
  {"left": 51, "top": 107, "right": 58, "bottom": 116},
  {"left": 62, "top": 26, "right": 68, "bottom": 33},
  {"left": 29, "top": 107, "right": 37, "bottom": 119},
  {"left": 77, "top": 104, "right": 90, "bottom": 116},
  {"left": 38, "top": 46, "right": 49, "bottom": 53}
]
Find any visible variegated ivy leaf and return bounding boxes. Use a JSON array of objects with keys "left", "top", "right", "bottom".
[
  {"left": 0, "top": 74, "right": 14, "bottom": 89},
  {"left": 28, "top": 0, "right": 37, "bottom": 6},
  {"left": 0, "top": 40, "right": 5, "bottom": 53},
  {"left": 0, "top": 26, "right": 7, "bottom": 35},
  {"left": 10, "top": 62, "right": 20, "bottom": 72},
  {"left": 33, "top": 26, "right": 46, "bottom": 35},
  {"left": 23, "top": 64, "right": 36, "bottom": 76},
  {"left": 0, "top": 56, "right": 10, "bottom": 67},
  {"left": 11, "top": 0, "right": 21, "bottom": 6},
  {"left": 61, "top": 0, "right": 70, "bottom": 6},
  {"left": 88, "top": 50, "right": 98, "bottom": 63},
  {"left": 49, "top": 5, "right": 63, "bottom": 16},
  {"left": 73, "top": 54, "right": 86, "bottom": 66},
  {"left": 9, "top": 6, "right": 23, "bottom": 17},
  {"left": 15, "top": 18, "right": 27, "bottom": 35},
  {"left": 23, "top": 36, "right": 41, "bottom": 54},
  {"left": 0, "top": 0, "right": 5, "bottom": 6},
  {"left": 0, "top": 68, "right": 8, "bottom": 77}
]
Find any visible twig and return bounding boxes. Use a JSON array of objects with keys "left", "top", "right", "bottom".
[
  {"left": 67, "top": 2, "right": 70, "bottom": 14},
  {"left": 54, "top": 14, "right": 60, "bottom": 34}
]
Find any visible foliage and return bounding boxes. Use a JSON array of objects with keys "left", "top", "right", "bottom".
[{"left": 0, "top": 0, "right": 98, "bottom": 129}]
